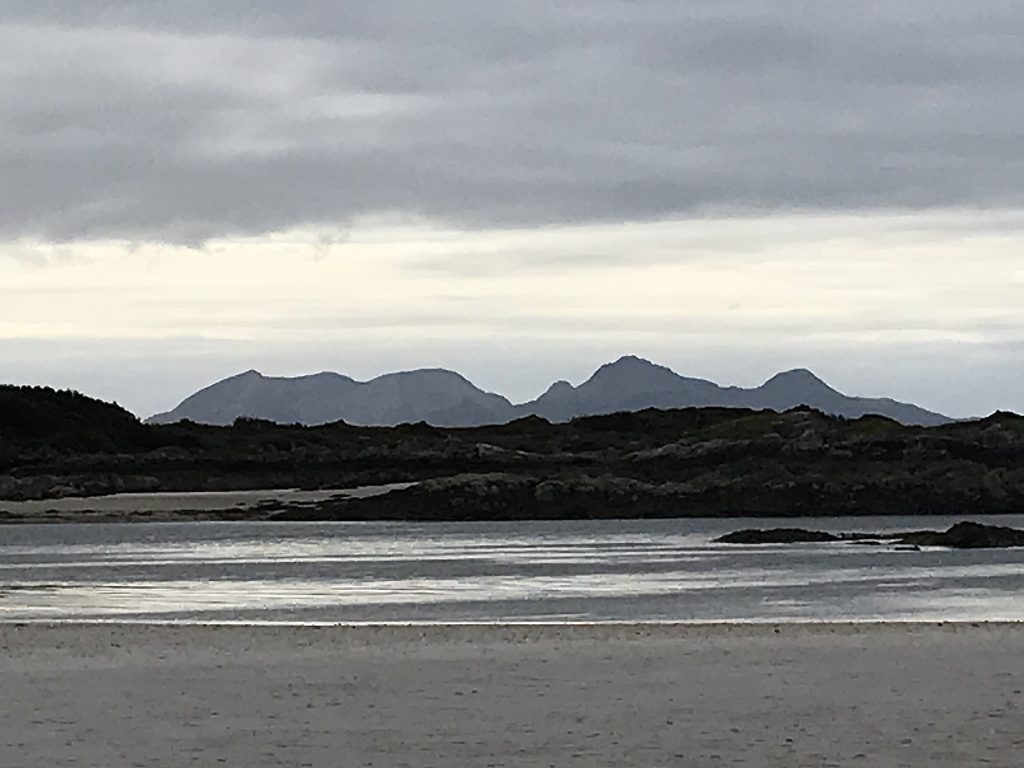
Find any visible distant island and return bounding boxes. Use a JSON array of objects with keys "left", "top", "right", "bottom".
[
  {"left": 2, "top": 382, "right": 1022, "bottom": 522},
  {"left": 147, "top": 355, "right": 950, "bottom": 427}
]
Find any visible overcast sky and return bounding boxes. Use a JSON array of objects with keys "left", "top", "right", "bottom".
[{"left": 2, "top": 1, "right": 1023, "bottom": 418}]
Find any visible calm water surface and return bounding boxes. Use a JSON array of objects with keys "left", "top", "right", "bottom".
[{"left": 3, "top": 515, "right": 1024, "bottom": 624}]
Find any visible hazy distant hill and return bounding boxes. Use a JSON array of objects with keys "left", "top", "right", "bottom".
[
  {"left": 147, "top": 356, "right": 950, "bottom": 427},
  {"left": 146, "top": 369, "right": 516, "bottom": 427},
  {"left": 521, "top": 356, "right": 948, "bottom": 426}
]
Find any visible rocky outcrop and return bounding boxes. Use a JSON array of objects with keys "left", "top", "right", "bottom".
[
  {"left": 898, "top": 521, "right": 1024, "bottom": 549},
  {"left": 716, "top": 522, "right": 1024, "bottom": 549},
  {"left": 0, "top": 474, "right": 17, "bottom": 497},
  {"left": 715, "top": 528, "right": 841, "bottom": 544},
  {"left": 0, "top": 473, "right": 162, "bottom": 501}
]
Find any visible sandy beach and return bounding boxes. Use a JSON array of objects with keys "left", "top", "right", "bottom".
[
  {"left": 0, "top": 484, "right": 415, "bottom": 523},
  {"left": 1, "top": 623, "right": 1022, "bottom": 767}
]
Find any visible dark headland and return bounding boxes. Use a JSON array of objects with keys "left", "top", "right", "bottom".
[{"left": 3, "top": 383, "right": 1024, "bottom": 525}]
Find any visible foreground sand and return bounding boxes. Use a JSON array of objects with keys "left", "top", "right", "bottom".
[{"left": 2, "top": 623, "right": 1023, "bottom": 767}]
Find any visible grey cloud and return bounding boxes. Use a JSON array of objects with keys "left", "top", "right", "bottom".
[{"left": 3, "top": 2, "right": 1024, "bottom": 243}]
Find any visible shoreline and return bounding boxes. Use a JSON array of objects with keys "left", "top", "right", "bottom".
[
  {"left": 6, "top": 484, "right": 1024, "bottom": 526},
  {"left": 0, "top": 483, "right": 416, "bottom": 523},
  {"left": 8, "top": 500, "right": 1024, "bottom": 525},
  {"left": 7, "top": 399, "right": 1024, "bottom": 523},
  {"left": 4, "top": 618, "right": 1023, "bottom": 628}
]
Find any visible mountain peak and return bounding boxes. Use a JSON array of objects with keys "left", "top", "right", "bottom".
[
  {"left": 377, "top": 367, "right": 481, "bottom": 388},
  {"left": 762, "top": 368, "right": 828, "bottom": 387},
  {"left": 541, "top": 379, "right": 575, "bottom": 397},
  {"left": 608, "top": 354, "right": 658, "bottom": 369},
  {"left": 589, "top": 355, "right": 675, "bottom": 384}
]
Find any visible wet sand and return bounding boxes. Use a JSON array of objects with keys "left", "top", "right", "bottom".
[{"left": 2, "top": 622, "right": 1023, "bottom": 767}]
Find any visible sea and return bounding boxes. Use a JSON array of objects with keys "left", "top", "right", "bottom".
[{"left": 3, "top": 513, "right": 1024, "bottom": 624}]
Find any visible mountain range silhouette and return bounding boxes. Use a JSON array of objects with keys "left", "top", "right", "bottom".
[{"left": 147, "top": 356, "right": 949, "bottom": 427}]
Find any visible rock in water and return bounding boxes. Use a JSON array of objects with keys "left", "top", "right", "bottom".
[
  {"left": 899, "top": 521, "right": 1024, "bottom": 549},
  {"left": 715, "top": 528, "right": 841, "bottom": 544},
  {"left": 716, "top": 521, "right": 1024, "bottom": 549}
]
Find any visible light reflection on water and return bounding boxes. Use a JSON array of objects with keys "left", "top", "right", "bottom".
[{"left": 3, "top": 515, "right": 1024, "bottom": 624}]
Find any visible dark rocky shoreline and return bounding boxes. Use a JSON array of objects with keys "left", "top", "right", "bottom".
[{"left": 4, "top": 385, "right": 1024, "bottom": 522}]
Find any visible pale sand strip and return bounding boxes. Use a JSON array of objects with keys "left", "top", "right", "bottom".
[
  {"left": 2, "top": 623, "right": 1023, "bottom": 767},
  {"left": 0, "top": 482, "right": 414, "bottom": 519}
]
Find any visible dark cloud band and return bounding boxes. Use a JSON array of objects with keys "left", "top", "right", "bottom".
[{"left": 2, "top": 1, "right": 1023, "bottom": 243}]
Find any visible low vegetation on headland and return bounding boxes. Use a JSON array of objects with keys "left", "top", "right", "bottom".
[{"left": 3, "top": 384, "right": 1024, "bottom": 522}]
